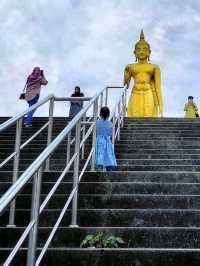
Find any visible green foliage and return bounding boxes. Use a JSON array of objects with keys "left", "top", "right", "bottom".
[
  {"left": 104, "top": 236, "right": 125, "bottom": 248},
  {"left": 93, "top": 232, "right": 107, "bottom": 248},
  {"left": 80, "top": 232, "right": 125, "bottom": 248},
  {"left": 80, "top": 235, "right": 95, "bottom": 248}
]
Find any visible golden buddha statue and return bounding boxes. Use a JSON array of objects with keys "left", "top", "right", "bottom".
[{"left": 124, "top": 30, "right": 163, "bottom": 117}]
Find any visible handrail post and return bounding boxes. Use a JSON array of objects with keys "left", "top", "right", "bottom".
[
  {"left": 123, "top": 87, "right": 127, "bottom": 118},
  {"left": 91, "top": 99, "right": 98, "bottom": 171},
  {"left": 122, "top": 93, "right": 125, "bottom": 127},
  {"left": 100, "top": 92, "right": 103, "bottom": 109},
  {"left": 70, "top": 120, "right": 81, "bottom": 227},
  {"left": 117, "top": 102, "right": 121, "bottom": 141},
  {"left": 7, "top": 117, "right": 23, "bottom": 227},
  {"left": 81, "top": 114, "right": 86, "bottom": 160},
  {"left": 45, "top": 98, "right": 54, "bottom": 171},
  {"left": 105, "top": 87, "right": 108, "bottom": 106},
  {"left": 27, "top": 167, "right": 43, "bottom": 266},
  {"left": 112, "top": 111, "right": 116, "bottom": 149},
  {"left": 66, "top": 131, "right": 71, "bottom": 164}
]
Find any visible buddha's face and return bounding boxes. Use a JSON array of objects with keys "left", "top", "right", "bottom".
[{"left": 134, "top": 43, "right": 151, "bottom": 61}]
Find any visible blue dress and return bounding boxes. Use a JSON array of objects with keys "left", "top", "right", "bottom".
[{"left": 95, "top": 119, "right": 117, "bottom": 167}]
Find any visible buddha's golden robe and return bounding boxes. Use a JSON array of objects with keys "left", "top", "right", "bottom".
[{"left": 124, "top": 63, "right": 163, "bottom": 117}]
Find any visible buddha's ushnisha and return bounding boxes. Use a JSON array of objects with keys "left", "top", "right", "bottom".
[{"left": 124, "top": 30, "right": 163, "bottom": 117}]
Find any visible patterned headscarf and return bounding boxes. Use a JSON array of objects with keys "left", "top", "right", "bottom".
[{"left": 27, "top": 67, "right": 42, "bottom": 87}]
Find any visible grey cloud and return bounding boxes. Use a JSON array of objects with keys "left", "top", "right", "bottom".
[{"left": 1, "top": 0, "right": 200, "bottom": 117}]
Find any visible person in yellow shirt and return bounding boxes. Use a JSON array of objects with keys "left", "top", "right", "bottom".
[{"left": 184, "top": 96, "right": 198, "bottom": 118}]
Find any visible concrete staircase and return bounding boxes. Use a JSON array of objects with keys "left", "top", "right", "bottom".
[{"left": 1, "top": 117, "right": 200, "bottom": 265}]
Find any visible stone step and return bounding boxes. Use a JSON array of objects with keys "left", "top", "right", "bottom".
[
  {"left": 0, "top": 143, "right": 88, "bottom": 149},
  {"left": 1, "top": 248, "right": 200, "bottom": 266},
  {"left": 3, "top": 130, "right": 200, "bottom": 140},
  {"left": 12, "top": 138, "right": 197, "bottom": 148},
  {"left": 122, "top": 125, "right": 200, "bottom": 129},
  {"left": 2, "top": 144, "right": 196, "bottom": 153},
  {"left": 0, "top": 151, "right": 93, "bottom": 161},
  {"left": 2, "top": 163, "right": 190, "bottom": 173},
  {"left": 0, "top": 117, "right": 70, "bottom": 121},
  {"left": 118, "top": 149, "right": 200, "bottom": 154},
  {"left": 4, "top": 158, "right": 200, "bottom": 167},
  {"left": 1, "top": 171, "right": 200, "bottom": 183},
  {"left": 117, "top": 140, "right": 200, "bottom": 146},
  {"left": 3, "top": 127, "right": 200, "bottom": 139},
  {"left": 6, "top": 194, "right": 200, "bottom": 209},
  {"left": 37, "top": 136, "right": 200, "bottom": 143},
  {"left": 0, "top": 124, "right": 89, "bottom": 135},
  {"left": 116, "top": 144, "right": 200, "bottom": 149},
  {"left": 0, "top": 162, "right": 87, "bottom": 171},
  {"left": 2, "top": 153, "right": 200, "bottom": 160},
  {"left": 2, "top": 181, "right": 200, "bottom": 195},
  {"left": 124, "top": 120, "right": 200, "bottom": 124},
  {"left": 2, "top": 139, "right": 200, "bottom": 148},
  {"left": 79, "top": 171, "right": 200, "bottom": 183},
  {"left": 116, "top": 165, "right": 200, "bottom": 171},
  {"left": 120, "top": 136, "right": 200, "bottom": 141},
  {"left": 0, "top": 138, "right": 89, "bottom": 145},
  {"left": 117, "top": 154, "right": 200, "bottom": 159},
  {"left": 120, "top": 131, "right": 200, "bottom": 136},
  {"left": 117, "top": 159, "right": 200, "bottom": 165},
  {"left": 0, "top": 132, "right": 91, "bottom": 141},
  {"left": 2, "top": 116, "right": 200, "bottom": 266},
  {"left": 124, "top": 118, "right": 200, "bottom": 122},
  {"left": 115, "top": 146, "right": 200, "bottom": 152},
  {"left": 2, "top": 147, "right": 199, "bottom": 155},
  {"left": 2, "top": 227, "right": 200, "bottom": 249},
  {"left": 2, "top": 209, "right": 200, "bottom": 227},
  {"left": 123, "top": 129, "right": 200, "bottom": 133},
  {"left": 4, "top": 164, "right": 200, "bottom": 172},
  {"left": 123, "top": 122, "right": 200, "bottom": 125}
]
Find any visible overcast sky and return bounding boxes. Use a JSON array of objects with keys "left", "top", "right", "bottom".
[{"left": 1, "top": 0, "right": 200, "bottom": 117}]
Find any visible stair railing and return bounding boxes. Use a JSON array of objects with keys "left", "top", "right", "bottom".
[
  {"left": 0, "top": 86, "right": 126, "bottom": 266},
  {"left": 0, "top": 94, "right": 91, "bottom": 227},
  {"left": 0, "top": 94, "right": 54, "bottom": 227}
]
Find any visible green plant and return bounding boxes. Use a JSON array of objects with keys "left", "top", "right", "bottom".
[
  {"left": 104, "top": 236, "right": 125, "bottom": 248},
  {"left": 80, "top": 235, "right": 95, "bottom": 248},
  {"left": 80, "top": 232, "right": 125, "bottom": 248},
  {"left": 93, "top": 232, "right": 107, "bottom": 248},
  {"left": 80, "top": 232, "right": 107, "bottom": 248}
]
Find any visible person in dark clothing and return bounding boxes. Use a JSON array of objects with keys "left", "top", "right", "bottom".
[{"left": 69, "top": 86, "right": 84, "bottom": 118}]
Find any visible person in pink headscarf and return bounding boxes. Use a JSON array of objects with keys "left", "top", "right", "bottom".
[{"left": 24, "top": 67, "right": 48, "bottom": 127}]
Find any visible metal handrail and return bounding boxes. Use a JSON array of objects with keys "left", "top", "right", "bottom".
[
  {"left": 0, "top": 85, "right": 126, "bottom": 266},
  {"left": 0, "top": 122, "right": 49, "bottom": 169},
  {"left": 0, "top": 94, "right": 92, "bottom": 227},
  {"left": 0, "top": 95, "right": 91, "bottom": 132},
  {"left": 0, "top": 94, "right": 54, "bottom": 132},
  {"left": 0, "top": 92, "right": 101, "bottom": 210},
  {"left": 0, "top": 94, "right": 55, "bottom": 227}
]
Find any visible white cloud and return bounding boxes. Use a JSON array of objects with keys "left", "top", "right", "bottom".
[{"left": 1, "top": 0, "right": 200, "bottom": 117}]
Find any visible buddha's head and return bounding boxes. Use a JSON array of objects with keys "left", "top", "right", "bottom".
[{"left": 134, "top": 30, "right": 151, "bottom": 61}]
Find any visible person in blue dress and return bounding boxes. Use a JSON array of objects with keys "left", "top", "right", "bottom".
[
  {"left": 69, "top": 86, "right": 84, "bottom": 118},
  {"left": 95, "top": 107, "right": 117, "bottom": 171}
]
